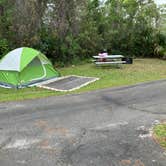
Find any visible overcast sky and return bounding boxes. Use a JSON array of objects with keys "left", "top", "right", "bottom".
[{"left": 154, "top": 0, "right": 165, "bottom": 5}]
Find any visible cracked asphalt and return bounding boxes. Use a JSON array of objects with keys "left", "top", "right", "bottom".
[{"left": 0, "top": 80, "right": 166, "bottom": 166}]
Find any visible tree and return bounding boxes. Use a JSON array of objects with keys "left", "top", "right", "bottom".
[
  {"left": 0, "top": 0, "right": 164, "bottom": 63},
  {"left": 10, "top": 0, "right": 48, "bottom": 46}
]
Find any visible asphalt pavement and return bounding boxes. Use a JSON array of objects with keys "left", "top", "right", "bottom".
[{"left": 0, "top": 80, "right": 166, "bottom": 166}]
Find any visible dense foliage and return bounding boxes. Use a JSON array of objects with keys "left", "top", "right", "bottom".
[{"left": 0, "top": 0, "right": 166, "bottom": 65}]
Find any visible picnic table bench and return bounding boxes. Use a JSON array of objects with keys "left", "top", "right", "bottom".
[{"left": 93, "top": 55, "right": 126, "bottom": 66}]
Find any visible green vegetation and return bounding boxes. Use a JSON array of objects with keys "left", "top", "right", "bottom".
[
  {"left": 0, "top": 86, "right": 64, "bottom": 102},
  {"left": 0, "top": 58, "right": 166, "bottom": 102},
  {"left": 153, "top": 123, "right": 166, "bottom": 149},
  {"left": 0, "top": 0, "right": 166, "bottom": 64}
]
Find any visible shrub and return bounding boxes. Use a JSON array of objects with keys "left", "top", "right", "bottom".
[
  {"left": 154, "top": 45, "right": 166, "bottom": 59},
  {"left": 0, "top": 38, "right": 9, "bottom": 58}
]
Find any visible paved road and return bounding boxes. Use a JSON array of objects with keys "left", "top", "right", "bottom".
[{"left": 0, "top": 80, "right": 166, "bottom": 166}]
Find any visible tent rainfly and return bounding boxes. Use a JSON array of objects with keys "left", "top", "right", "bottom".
[{"left": 0, "top": 47, "right": 59, "bottom": 88}]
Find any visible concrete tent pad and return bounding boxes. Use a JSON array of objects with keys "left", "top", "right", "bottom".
[{"left": 37, "top": 75, "right": 99, "bottom": 91}]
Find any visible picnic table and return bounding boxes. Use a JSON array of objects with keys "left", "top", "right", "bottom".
[{"left": 93, "top": 55, "right": 126, "bottom": 66}]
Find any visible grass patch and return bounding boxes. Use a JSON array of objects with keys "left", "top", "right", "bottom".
[
  {"left": 0, "top": 86, "right": 65, "bottom": 102},
  {"left": 153, "top": 123, "right": 166, "bottom": 149},
  {"left": 0, "top": 58, "right": 166, "bottom": 102},
  {"left": 60, "top": 58, "right": 166, "bottom": 91}
]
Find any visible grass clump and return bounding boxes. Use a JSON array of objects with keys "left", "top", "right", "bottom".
[{"left": 153, "top": 123, "right": 166, "bottom": 149}]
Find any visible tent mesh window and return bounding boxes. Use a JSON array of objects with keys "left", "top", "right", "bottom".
[{"left": 28, "top": 57, "right": 41, "bottom": 67}]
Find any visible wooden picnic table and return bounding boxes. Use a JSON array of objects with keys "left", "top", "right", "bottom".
[
  {"left": 93, "top": 55, "right": 124, "bottom": 59},
  {"left": 93, "top": 55, "right": 126, "bottom": 65}
]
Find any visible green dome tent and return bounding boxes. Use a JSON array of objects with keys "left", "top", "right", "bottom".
[{"left": 0, "top": 47, "right": 59, "bottom": 88}]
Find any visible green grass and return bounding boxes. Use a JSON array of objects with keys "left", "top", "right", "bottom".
[
  {"left": 0, "top": 87, "right": 64, "bottom": 102},
  {"left": 0, "top": 58, "right": 166, "bottom": 102},
  {"left": 153, "top": 123, "right": 166, "bottom": 149}
]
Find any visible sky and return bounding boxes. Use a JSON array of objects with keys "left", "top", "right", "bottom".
[{"left": 154, "top": 0, "right": 166, "bottom": 5}]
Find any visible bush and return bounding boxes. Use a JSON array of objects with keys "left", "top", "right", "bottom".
[
  {"left": 0, "top": 38, "right": 9, "bottom": 58},
  {"left": 154, "top": 45, "right": 166, "bottom": 59}
]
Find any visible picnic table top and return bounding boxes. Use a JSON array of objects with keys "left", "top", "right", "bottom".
[{"left": 93, "top": 55, "right": 124, "bottom": 58}]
